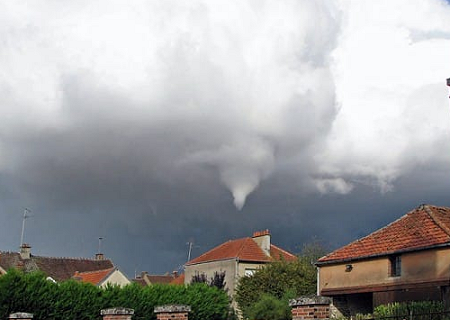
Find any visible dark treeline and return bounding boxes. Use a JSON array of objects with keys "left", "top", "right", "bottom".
[{"left": 0, "top": 269, "right": 230, "bottom": 320}]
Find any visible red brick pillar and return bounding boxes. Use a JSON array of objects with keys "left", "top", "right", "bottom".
[
  {"left": 154, "top": 305, "right": 191, "bottom": 320},
  {"left": 101, "top": 308, "right": 134, "bottom": 320},
  {"left": 290, "top": 296, "right": 331, "bottom": 320},
  {"left": 9, "top": 313, "right": 33, "bottom": 320}
]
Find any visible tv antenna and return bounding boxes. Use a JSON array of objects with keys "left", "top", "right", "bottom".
[
  {"left": 186, "top": 239, "right": 200, "bottom": 262},
  {"left": 20, "top": 208, "right": 32, "bottom": 246},
  {"left": 98, "top": 237, "right": 103, "bottom": 253}
]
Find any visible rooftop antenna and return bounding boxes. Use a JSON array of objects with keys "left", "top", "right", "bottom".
[
  {"left": 20, "top": 208, "right": 31, "bottom": 246},
  {"left": 186, "top": 239, "right": 200, "bottom": 262},
  {"left": 98, "top": 237, "right": 103, "bottom": 254}
]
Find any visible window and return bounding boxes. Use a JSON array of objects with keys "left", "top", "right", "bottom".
[
  {"left": 244, "top": 268, "right": 257, "bottom": 276},
  {"left": 389, "top": 255, "right": 401, "bottom": 277}
]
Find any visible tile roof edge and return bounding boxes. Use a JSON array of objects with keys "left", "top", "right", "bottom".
[
  {"left": 316, "top": 242, "right": 450, "bottom": 266},
  {"left": 73, "top": 267, "right": 115, "bottom": 275},
  {"left": 186, "top": 257, "right": 238, "bottom": 266},
  {"left": 270, "top": 244, "right": 296, "bottom": 259},
  {"left": 97, "top": 268, "right": 118, "bottom": 286},
  {"left": 423, "top": 205, "right": 450, "bottom": 236},
  {"left": 317, "top": 206, "right": 419, "bottom": 262},
  {"left": 34, "top": 256, "right": 113, "bottom": 261},
  {"left": 186, "top": 237, "right": 248, "bottom": 265}
]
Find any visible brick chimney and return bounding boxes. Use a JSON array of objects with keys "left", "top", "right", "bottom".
[
  {"left": 19, "top": 244, "right": 31, "bottom": 260},
  {"left": 95, "top": 253, "right": 105, "bottom": 260},
  {"left": 252, "top": 229, "right": 271, "bottom": 257}
]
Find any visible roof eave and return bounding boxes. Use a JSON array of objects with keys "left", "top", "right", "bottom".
[
  {"left": 316, "top": 242, "right": 450, "bottom": 266},
  {"left": 185, "top": 257, "right": 238, "bottom": 266}
]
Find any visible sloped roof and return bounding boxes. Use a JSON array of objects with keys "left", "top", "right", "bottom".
[
  {"left": 186, "top": 237, "right": 296, "bottom": 265},
  {"left": 147, "top": 275, "right": 174, "bottom": 284},
  {"left": 0, "top": 251, "right": 114, "bottom": 282},
  {"left": 73, "top": 268, "right": 115, "bottom": 285},
  {"left": 170, "top": 273, "right": 185, "bottom": 285},
  {"left": 317, "top": 204, "right": 450, "bottom": 265}
]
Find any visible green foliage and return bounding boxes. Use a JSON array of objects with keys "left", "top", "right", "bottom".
[
  {"left": 0, "top": 270, "right": 230, "bottom": 320},
  {"left": 374, "top": 301, "right": 444, "bottom": 319},
  {"left": 246, "top": 291, "right": 295, "bottom": 320},
  {"left": 235, "top": 241, "right": 326, "bottom": 319},
  {"left": 190, "top": 271, "right": 227, "bottom": 291}
]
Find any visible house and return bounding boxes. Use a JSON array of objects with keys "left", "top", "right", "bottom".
[
  {"left": 73, "top": 267, "right": 130, "bottom": 287},
  {"left": 184, "top": 229, "right": 296, "bottom": 309},
  {"left": 316, "top": 204, "right": 450, "bottom": 317},
  {"left": 132, "top": 271, "right": 180, "bottom": 286},
  {"left": 0, "top": 244, "right": 129, "bottom": 286}
]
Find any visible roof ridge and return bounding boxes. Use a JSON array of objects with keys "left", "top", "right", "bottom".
[
  {"left": 270, "top": 244, "right": 296, "bottom": 259},
  {"left": 74, "top": 267, "right": 115, "bottom": 275},
  {"left": 187, "top": 237, "right": 247, "bottom": 264},
  {"left": 422, "top": 204, "right": 450, "bottom": 236},
  {"left": 35, "top": 255, "right": 111, "bottom": 261},
  {"left": 236, "top": 237, "right": 254, "bottom": 258}
]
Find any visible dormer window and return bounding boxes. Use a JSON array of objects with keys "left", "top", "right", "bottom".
[{"left": 389, "top": 255, "right": 401, "bottom": 277}]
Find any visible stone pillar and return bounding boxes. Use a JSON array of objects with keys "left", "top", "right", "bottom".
[
  {"left": 9, "top": 313, "right": 33, "bottom": 320},
  {"left": 290, "top": 296, "right": 331, "bottom": 320},
  {"left": 154, "top": 305, "right": 191, "bottom": 320},
  {"left": 100, "top": 308, "right": 134, "bottom": 320}
]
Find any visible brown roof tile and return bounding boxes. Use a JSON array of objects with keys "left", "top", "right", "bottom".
[
  {"left": 170, "top": 273, "right": 185, "bottom": 285},
  {"left": 186, "top": 235, "right": 296, "bottom": 265},
  {"left": 147, "top": 275, "right": 174, "bottom": 284},
  {"left": 0, "top": 252, "right": 114, "bottom": 282},
  {"left": 73, "top": 268, "right": 114, "bottom": 285},
  {"left": 317, "top": 204, "right": 450, "bottom": 264}
]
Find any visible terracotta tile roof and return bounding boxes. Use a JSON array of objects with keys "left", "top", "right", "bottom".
[
  {"left": 186, "top": 235, "right": 296, "bottom": 265},
  {"left": 0, "top": 252, "right": 114, "bottom": 282},
  {"left": 317, "top": 204, "right": 450, "bottom": 265},
  {"left": 73, "top": 268, "right": 114, "bottom": 285},
  {"left": 132, "top": 277, "right": 148, "bottom": 287},
  {"left": 147, "top": 275, "right": 174, "bottom": 284},
  {"left": 170, "top": 273, "right": 185, "bottom": 285}
]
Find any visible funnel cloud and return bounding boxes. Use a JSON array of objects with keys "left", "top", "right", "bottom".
[{"left": 0, "top": 0, "right": 449, "bottom": 275}]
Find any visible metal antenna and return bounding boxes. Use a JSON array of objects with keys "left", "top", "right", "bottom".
[
  {"left": 187, "top": 241, "right": 193, "bottom": 262},
  {"left": 20, "top": 208, "right": 31, "bottom": 246},
  {"left": 98, "top": 237, "right": 103, "bottom": 253}
]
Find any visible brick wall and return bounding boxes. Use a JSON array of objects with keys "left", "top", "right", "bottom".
[
  {"left": 290, "top": 296, "right": 331, "bottom": 320},
  {"left": 154, "top": 305, "right": 191, "bottom": 320},
  {"left": 100, "top": 307, "right": 134, "bottom": 320}
]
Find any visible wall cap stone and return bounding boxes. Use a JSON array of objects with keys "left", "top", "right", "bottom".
[
  {"left": 289, "top": 295, "right": 331, "bottom": 307},
  {"left": 9, "top": 313, "right": 33, "bottom": 319},
  {"left": 154, "top": 305, "right": 191, "bottom": 313},
  {"left": 100, "top": 308, "right": 135, "bottom": 315}
]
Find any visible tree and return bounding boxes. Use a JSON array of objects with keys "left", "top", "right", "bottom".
[
  {"left": 235, "top": 240, "right": 327, "bottom": 320},
  {"left": 190, "top": 271, "right": 226, "bottom": 291}
]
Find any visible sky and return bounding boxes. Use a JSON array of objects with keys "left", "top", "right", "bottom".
[{"left": 1, "top": 0, "right": 450, "bottom": 277}]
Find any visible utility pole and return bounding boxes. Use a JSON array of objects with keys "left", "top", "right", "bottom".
[{"left": 20, "top": 208, "right": 31, "bottom": 246}]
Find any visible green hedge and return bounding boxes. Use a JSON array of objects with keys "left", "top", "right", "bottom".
[
  {"left": 374, "top": 301, "right": 444, "bottom": 319},
  {"left": 0, "top": 269, "right": 230, "bottom": 320}
]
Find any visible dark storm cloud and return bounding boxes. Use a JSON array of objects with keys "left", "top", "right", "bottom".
[{"left": 0, "top": 0, "right": 450, "bottom": 275}]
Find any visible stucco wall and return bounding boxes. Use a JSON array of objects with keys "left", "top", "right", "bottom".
[
  {"left": 100, "top": 269, "right": 131, "bottom": 288},
  {"left": 318, "top": 247, "right": 450, "bottom": 294},
  {"left": 184, "top": 259, "right": 237, "bottom": 295}
]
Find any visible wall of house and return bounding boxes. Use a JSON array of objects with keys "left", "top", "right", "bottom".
[
  {"left": 184, "top": 259, "right": 237, "bottom": 295},
  {"left": 237, "top": 261, "right": 266, "bottom": 278},
  {"left": 318, "top": 247, "right": 450, "bottom": 295},
  {"left": 100, "top": 270, "right": 131, "bottom": 288}
]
